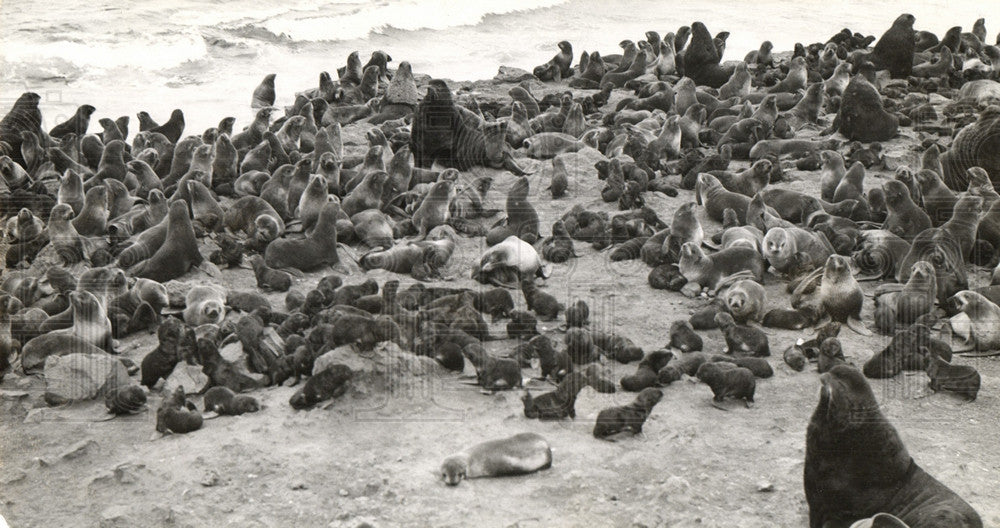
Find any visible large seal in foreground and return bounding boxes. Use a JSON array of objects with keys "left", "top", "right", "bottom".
[
  {"left": 805, "top": 365, "right": 982, "bottom": 528},
  {"left": 440, "top": 432, "right": 552, "bottom": 486}
]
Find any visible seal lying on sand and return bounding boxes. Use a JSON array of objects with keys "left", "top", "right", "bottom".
[{"left": 440, "top": 432, "right": 552, "bottom": 486}]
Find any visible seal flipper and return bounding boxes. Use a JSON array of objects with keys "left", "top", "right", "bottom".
[{"left": 845, "top": 317, "right": 872, "bottom": 336}]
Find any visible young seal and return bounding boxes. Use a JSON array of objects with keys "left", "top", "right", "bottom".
[
  {"left": 945, "top": 290, "right": 1000, "bottom": 353},
  {"left": 925, "top": 355, "right": 980, "bottom": 401},
  {"left": 520, "top": 276, "right": 563, "bottom": 321},
  {"left": 156, "top": 386, "right": 203, "bottom": 434},
  {"left": 521, "top": 371, "right": 587, "bottom": 420},
  {"left": 289, "top": 363, "right": 353, "bottom": 409},
  {"left": 668, "top": 320, "right": 703, "bottom": 352},
  {"left": 104, "top": 385, "right": 147, "bottom": 415},
  {"left": 715, "top": 312, "right": 769, "bottom": 357},
  {"left": 819, "top": 255, "right": 869, "bottom": 335},
  {"left": 593, "top": 387, "right": 663, "bottom": 440},
  {"left": 805, "top": 365, "right": 983, "bottom": 527},
  {"left": 440, "top": 432, "right": 552, "bottom": 486},
  {"left": 678, "top": 242, "right": 765, "bottom": 291},
  {"left": 722, "top": 279, "right": 765, "bottom": 324},
  {"left": 250, "top": 254, "right": 293, "bottom": 292},
  {"left": 203, "top": 386, "right": 262, "bottom": 415},
  {"left": 410, "top": 178, "right": 454, "bottom": 239},
  {"left": 695, "top": 362, "right": 755, "bottom": 408},
  {"left": 182, "top": 286, "right": 226, "bottom": 327},
  {"left": 762, "top": 227, "right": 834, "bottom": 276}
]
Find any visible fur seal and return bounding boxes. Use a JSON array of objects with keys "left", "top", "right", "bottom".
[
  {"left": 104, "top": 385, "right": 147, "bottom": 415},
  {"left": 264, "top": 202, "right": 341, "bottom": 271},
  {"left": 440, "top": 432, "right": 552, "bottom": 486},
  {"left": 715, "top": 312, "right": 769, "bottom": 357},
  {"left": 411, "top": 178, "right": 455, "bottom": 239},
  {"left": 696, "top": 362, "right": 755, "bottom": 408},
  {"left": 833, "top": 75, "right": 899, "bottom": 142},
  {"left": 882, "top": 180, "right": 931, "bottom": 241},
  {"left": 521, "top": 371, "right": 586, "bottom": 420},
  {"left": 698, "top": 173, "right": 750, "bottom": 224},
  {"left": 925, "top": 355, "right": 980, "bottom": 401},
  {"left": 203, "top": 386, "right": 261, "bottom": 415},
  {"left": 762, "top": 227, "right": 834, "bottom": 276},
  {"left": 131, "top": 200, "right": 203, "bottom": 282},
  {"left": 723, "top": 279, "right": 765, "bottom": 324},
  {"left": 805, "top": 365, "right": 982, "bottom": 527},
  {"left": 867, "top": 14, "right": 916, "bottom": 78},
  {"left": 182, "top": 286, "right": 226, "bottom": 326},
  {"left": 50, "top": 104, "right": 96, "bottom": 139},
  {"left": 593, "top": 387, "right": 663, "bottom": 440},
  {"left": 678, "top": 242, "right": 765, "bottom": 291},
  {"left": 669, "top": 320, "right": 703, "bottom": 352},
  {"left": 290, "top": 363, "right": 353, "bottom": 409},
  {"left": 251, "top": 74, "right": 276, "bottom": 110},
  {"left": 683, "top": 22, "right": 735, "bottom": 87},
  {"left": 156, "top": 386, "right": 203, "bottom": 435},
  {"left": 945, "top": 290, "right": 1000, "bottom": 353},
  {"left": 939, "top": 110, "right": 1000, "bottom": 191}
]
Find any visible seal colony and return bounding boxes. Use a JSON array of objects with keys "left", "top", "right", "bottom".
[{"left": 0, "top": 12, "right": 995, "bottom": 526}]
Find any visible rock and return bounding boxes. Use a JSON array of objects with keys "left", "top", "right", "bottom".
[
  {"left": 60, "top": 439, "right": 99, "bottom": 460},
  {"left": 162, "top": 362, "right": 210, "bottom": 395},
  {"left": 493, "top": 66, "right": 534, "bottom": 84},
  {"left": 1, "top": 390, "right": 29, "bottom": 400},
  {"left": 757, "top": 481, "right": 775, "bottom": 492},
  {"left": 100, "top": 505, "right": 132, "bottom": 528},
  {"left": 201, "top": 470, "right": 220, "bottom": 487},
  {"left": 219, "top": 341, "right": 244, "bottom": 363},
  {"left": 1, "top": 470, "right": 26, "bottom": 485},
  {"left": 43, "top": 353, "right": 131, "bottom": 405},
  {"left": 312, "top": 342, "right": 446, "bottom": 384}
]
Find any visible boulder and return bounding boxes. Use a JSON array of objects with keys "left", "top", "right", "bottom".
[{"left": 43, "top": 353, "right": 130, "bottom": 405}]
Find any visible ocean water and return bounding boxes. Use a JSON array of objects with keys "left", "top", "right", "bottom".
[{"left": 1, "top": 0, "right": 998, "bottom": 134}]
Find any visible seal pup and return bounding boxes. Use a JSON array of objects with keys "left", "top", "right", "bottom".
[
  {"left": 182, "top": 286, "right": 226, "bottom": 327},
  {"left": 440, "top": 432, "right": 552, "bottom": 486},
  {"left": 156, "top": 386, "right": 203, "bottom": 434},
  {"left": 593, "top": 387, "right": 663, "bottom": 440},
  {"left": 925, "top": 355, "right": 980, "bottom": 401},
  {"left": 669, "top": 320, "right": 703, "bottom": 352},
  {"left": 521, "top": 371, "right": 587, "bottom": 420},
  {"left": 715, "top": 312, "right": 769, "bottom": 357},
  {"left": 203, "top": 386, "right": 262, "bottom": 416},
  {"left": 805, "top": 365, "right": 982, "bottom": 527},
  {"left": 696, "top": 362, "right": 755, "bottom": 409}
]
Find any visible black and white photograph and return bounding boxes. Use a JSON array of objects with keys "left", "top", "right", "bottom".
[{"left": 1, "top": 0, "right": 999, "bottom": 526}]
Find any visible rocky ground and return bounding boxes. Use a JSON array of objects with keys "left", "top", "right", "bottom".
[{"left": 2, "top": 72, "right": 1000, "bottom": 528}]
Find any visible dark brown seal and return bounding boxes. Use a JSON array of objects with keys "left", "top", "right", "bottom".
[
  {"left": 592, "top": 387, "right": 663, "bottom": 439},
  {"left": 156, "top": 386, "right": 203, "bottom": 434},
  {"left": 805, "top": 365, "right": 982, "bottom": 527}
]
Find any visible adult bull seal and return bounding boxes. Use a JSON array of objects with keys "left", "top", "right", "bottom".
[{"left": 805, "top": 365, "right": 982, "bottom": 528}]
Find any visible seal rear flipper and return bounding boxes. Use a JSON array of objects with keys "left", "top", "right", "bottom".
[{"left": 845, "top": 317, "right": 872, "bottom": 336}]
